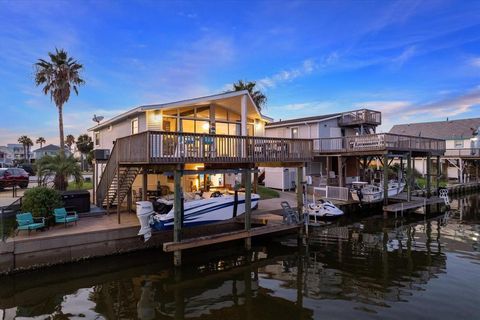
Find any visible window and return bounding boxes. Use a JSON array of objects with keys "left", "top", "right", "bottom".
[
  {"left": 95, "top": 132, "right": 100, "bottom": 146},
  {"left": 131, "top": 118, "right": 139, "bottom": 134},
  {"left": 454, "top": 140, "right": 463, "bottom": 148},
  {"left": 291, "top": 127, "right": 299, "bottom": 139}
]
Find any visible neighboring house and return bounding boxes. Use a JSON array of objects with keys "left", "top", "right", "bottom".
[
  {"left": 264, "top": 109, "right": 382, "bottom": 190},
  {"left": 390, "top": 118, "right": 480, "bottom": 182},
  {"left": 32, "top": 144, "right": 71, "bottom": 161},
  {"left": 0, "top": 144, "right": 31, "bottom": 165},
  {"left": 88, "top": 90, "right": 287, "bottom": 205}
]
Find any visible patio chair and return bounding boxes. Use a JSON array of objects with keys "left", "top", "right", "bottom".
[
  {"left": 16, "top": 212, "right": 45, "bottom": 235},
  {"left": 280, "top": 201, "right": 299, "bottom": 224},
  {"left": 53, "top": 208, "right": 79, "bottom": 227}
]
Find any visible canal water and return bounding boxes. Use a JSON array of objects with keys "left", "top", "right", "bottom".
[{"left": 1, "top": 194, "right": 479, "bottom": 319}]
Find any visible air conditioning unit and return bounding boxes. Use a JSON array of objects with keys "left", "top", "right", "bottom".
[{"left": 94, "top": 149, "right": 110, "bottom": 160}]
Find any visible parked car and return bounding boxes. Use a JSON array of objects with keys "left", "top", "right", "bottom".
[
  {"left": 0, "top": 168, "right": 29, "bottom": 190},
  {"left": 18, "top": 164, "right": 36, "bottom": 176}
]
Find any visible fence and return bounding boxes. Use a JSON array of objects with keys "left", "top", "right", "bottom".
[{"left": 313, "top": 186, "right": 350, "bottom": 201}]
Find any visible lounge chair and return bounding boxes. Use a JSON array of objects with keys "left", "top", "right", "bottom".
[
  {"left": 16, "top": 212, "right": 46, "bottom": 235},
  {"left": 53, "top": 208, "right": 79, "bottom": 227}
]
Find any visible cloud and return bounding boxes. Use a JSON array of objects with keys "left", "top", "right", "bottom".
[
  {"left": 392, "top": 46, "right": 417, "bottom": 66},
  {"left": 470, "top": 57, "right": 480, "bottom": 68}
]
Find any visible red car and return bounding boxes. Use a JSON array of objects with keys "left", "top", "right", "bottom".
[{"left": 0, "top": 168, "right": 29, "bottom": 190}]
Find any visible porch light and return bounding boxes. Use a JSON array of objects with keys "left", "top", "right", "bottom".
[
  {"left": 255, "top": 121, "right": 262, "bottom": 130},
  {"left": 153, "top": 111, "right": 162, "bottom": 123},
  {"left": 202, "top": 122, "right": 210, "bottom": 131}
]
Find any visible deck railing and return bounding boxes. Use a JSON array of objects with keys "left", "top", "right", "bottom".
[
  {"left": 444, "top": 148, "right": 480, "bottom": 157},
  {"left": 314, "top": 133, "right": 446, "bottom": 154},
  {"left": 338, "top": 109, "right": 382, "bottom": 126},
  {"left": 114, "top": 131, "right": 313, "bottom": 164}
]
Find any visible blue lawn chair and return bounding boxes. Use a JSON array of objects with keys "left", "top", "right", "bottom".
[
  {"left": 53, "top": 208, "right": 79, "bottom": 227},
  {"left": 16, "top": 212, "right": 46, "bottom": 235}
]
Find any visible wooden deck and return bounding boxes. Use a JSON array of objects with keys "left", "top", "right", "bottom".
[
  {"left": 338, "top": 109, "right": 381, "bottom": 127},
  {"left": 383, "top": 194, "right": 445, "bottom": 214},
  {"left": 444, "top": 148, "right": 480, "bottom": 159},
  {"left": 313, "top": 133, "right": 445, "bottom": 156}
]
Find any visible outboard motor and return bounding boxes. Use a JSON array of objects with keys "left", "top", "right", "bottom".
[{"left": 136, "top": 201, "right": 155, "bottom": 241}]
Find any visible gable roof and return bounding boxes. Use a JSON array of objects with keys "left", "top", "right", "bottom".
[
  {"left": 34, "top": 144, "right": 62, "bottom": 152},
  {"left": 265, "top": 113, "right": 341, "bottom": 128},
  {"left": 88, "top": 90, "right": 273, "bottom": 131},
  {"left": 390, "top": 118, "right": 480, "bottom": 140}
]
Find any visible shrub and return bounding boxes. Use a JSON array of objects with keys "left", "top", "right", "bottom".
[{"left": 21, "top": 187, "right": 63, "bottom": 217}]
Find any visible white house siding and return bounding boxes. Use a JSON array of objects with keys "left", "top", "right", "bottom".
[{"left": 94, "top": 112, "right": 146, "bottom": 151}]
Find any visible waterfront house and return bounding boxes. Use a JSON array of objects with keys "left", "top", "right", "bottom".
[
  {"left": 263, "top": 109, "right": 382, "bottom": 190},
  {"left": 88, "top": 90, "right": 311, "bottom": 208},
  {"left": 390, "top": 118, "right": 480, "bottom": 183}
]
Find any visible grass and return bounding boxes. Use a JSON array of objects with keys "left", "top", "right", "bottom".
[
  {"left": 67, "top": 180, "right": 93, "bottom": 191},
  {"left": 257, "top": 186, "right": 280, "bottom": 200},
  {"left": 415, "top": 177, "right": 448, "bottom": 189}
]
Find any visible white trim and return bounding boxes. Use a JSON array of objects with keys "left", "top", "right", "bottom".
[{"left": 266, "top": 115, "right": 341, "bottom": 129}]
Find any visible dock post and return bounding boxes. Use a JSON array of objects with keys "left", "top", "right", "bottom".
[
  {"left": 117, "top": 165, "right": 121, "bottom": 224},
  {"left": 127, "top": 186, "right": 132, "bottom": 213},
  {"left": 253, "top": 167, "right": 258, "bottom": 194},
  {"left": 383, "top": 154, "right": 389, "bottom": 205},
  {"left": 173, "top": 168, "right": 183, "bottom": 266},
  {"left": 407, "top": 153, "right": 412, "bottom": 202},
  {"left": 142, "top": 169, "right": 148, "bottom": 201},
  {"left": 326, "top": 156, "right": 330, "bottom": 186},
  {"left": 426, "top": 154, "right": 431, "bottom": 198},
  {"left": 244, "top": 168, "right": 252, "bottom": 250}
]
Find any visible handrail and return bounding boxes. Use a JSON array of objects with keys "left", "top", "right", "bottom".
[{"left": 96, "top": 140, "right": 119, "bottom": 206}]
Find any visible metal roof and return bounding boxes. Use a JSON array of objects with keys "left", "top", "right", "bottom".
[{"left": 390, "top": 118, "right": 480, "bottom": 140}]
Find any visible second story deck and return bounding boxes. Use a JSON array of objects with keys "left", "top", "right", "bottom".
[
  {"left": 313, "top": 133, "right": 445, "bottom": 156},
  {"left": 338, "top": 109, "right": 382, "bottom": 127},
  {"left": 110, "top": 131, "right": 313, "bottom": 165}
]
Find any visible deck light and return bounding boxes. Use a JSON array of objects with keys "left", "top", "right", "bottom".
[
  {"left": 153, "top": 111, "right": 162, "bottom": 123},
  {"left": 202, "top": 122, "right": 210, "bottom": 131}
]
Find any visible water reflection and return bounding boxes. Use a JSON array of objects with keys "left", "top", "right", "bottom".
[{"left": 1, "top": 194, "right": 479, "bottom": 319}]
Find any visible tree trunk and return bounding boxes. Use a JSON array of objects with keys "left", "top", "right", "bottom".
[{"left": 58, "top": 104, "right": 65, "bottom": 157}]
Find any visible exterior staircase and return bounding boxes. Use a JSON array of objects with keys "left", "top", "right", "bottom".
[{"left": 95, "top": 142, "right": 141, "bottom": 208}]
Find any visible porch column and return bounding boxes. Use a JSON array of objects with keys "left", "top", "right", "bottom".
[
  {"left": 337, "top": 156, "right": 344, "bottom": 187},
  {"left": 241, "top": 94, "right": 247, "bottom": 136},
  {"left": 244, "top": 168, "right": 252, "bottom": 250},
  {"left": 325, "top": 156, "right": 330, "bottom": 186},
  {"left": 253, "top": 167, "right": 258, "bottom": 194},
  {"left": 383, "top": 154, "right": 389, "bottom": 205},
  {"left": 436, "top": 156, "right": 441, "bottom": 191},
  {"left": 296, "top": 166, "right": 304, "bottom": 213},
  {"left": 142, "top": 170, "right": 148, "bottom": 201},
  {"left": 173, "top": 168, "right": 183, "bottom": 266},
  {"left": 426, "top": 154, "right": 431, "bottom": 198},
  {"left": 407, "top": 153, "right": 412, "bottom": 202},
  {"left": 92, "top": 160, "right": 96, "bottom": 205}
]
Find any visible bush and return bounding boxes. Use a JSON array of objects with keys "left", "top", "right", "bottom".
[{"left": 21, "top": 187, "right": 63, "bottom": 217}]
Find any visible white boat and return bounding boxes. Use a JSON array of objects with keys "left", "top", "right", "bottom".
[
  {"left": 307, "top": 199, "right": 344, "bottom": 219},
  {"left": 351, "top": 180, "right": 406, "bottom": 204},
  {"left": 136, "top": 191, "right": 260, "bottom": 241}
]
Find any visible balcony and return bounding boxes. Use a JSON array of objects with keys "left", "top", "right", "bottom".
[
  {"left": 113, "top": 131, "right": 313, "bottom": 165},
  {"left": 338, "top": 109, "right": 382, "bottom": 127},
  {"left": 313, "top": 133, "right": 445, "bottom": 155},
  {"left": 444, "top": 148, "right": 480, "bottom": 158}
]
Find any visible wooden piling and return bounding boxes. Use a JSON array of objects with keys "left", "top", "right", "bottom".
[
  {"left": 173, "top": 168, "right": 183, "bottom": 266},
  {"left": 407, "top": 153, "right": 412, "bottom": 202},
  {"left": 244, "top": 168, "right": 252, "bottom": 250},
  {"left": 142, "top": 170, "right": 148, "bottom": 201},
  {"left": 426, "top": 154, "right": 431, "bottom": 198},
  {"left": 296, "top": 166, "right": 304, "bottom": 212}
]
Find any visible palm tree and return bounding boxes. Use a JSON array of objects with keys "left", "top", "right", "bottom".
[
  {"left": 36, "top": 154, "right": 83, "bottom": 191},
  {"left": 231, "top": 80, "right": 267, "bottom": 111},
  {"left": 76, "top": 134, "right": 93, "bottom": 171},
  {"left": 36, "top": 137, "right": 46, "bottom": 149},
  {"left": 65, "top": 134, "right": 75, "bottom": 152},
  {"left": 18, "top": 135, "right": 33, "bottom": 162},
  {"left": 34, "top": 48, "right": 85, "bottom": 157}
]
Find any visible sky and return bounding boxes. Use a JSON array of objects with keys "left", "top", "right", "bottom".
[{"left": 1, "top": 0, "right": 480, "bottom": 147}]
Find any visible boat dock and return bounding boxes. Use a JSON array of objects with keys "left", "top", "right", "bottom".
[{"left": 383, "top": 194, "right": 445, "bottom": 215}]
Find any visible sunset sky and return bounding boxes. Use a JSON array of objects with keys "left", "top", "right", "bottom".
[{"left": 1, "top": 0, "right": 480, "bottom": 146}]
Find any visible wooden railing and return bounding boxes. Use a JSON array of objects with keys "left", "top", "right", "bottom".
[
  {"left": 113, "top": 131, "right": 313, "bottom": 164},
  {"left": 444, "top": 148, "right": 480, "bottom": 157},
  {"left": 338, "top": 109, "right": 382, "bottom": 126},
  {"left": 314, "top": 133, "right": 445, "bottom": 154}
]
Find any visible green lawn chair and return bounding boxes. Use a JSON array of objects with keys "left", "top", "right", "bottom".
[
  {"left": 16, "top": 212, "right": 46, "bottom": 235},
  {"left": 53, "top": 208, "right": 79, "bottom": 227}
]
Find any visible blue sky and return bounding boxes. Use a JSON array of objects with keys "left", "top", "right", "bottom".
[{"left": 1, "top": 0, "right": 480, "bottom": 146}]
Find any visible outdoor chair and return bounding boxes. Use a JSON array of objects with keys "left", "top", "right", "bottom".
[
  {"left": 53, "top": 208, "right": 79, "bottom": 227},
  {"left": 280, "top": 201, "right": 299, "bottom": 224},
  {"left": 16, "top": 212, "right": 45, "bottom": 235}
]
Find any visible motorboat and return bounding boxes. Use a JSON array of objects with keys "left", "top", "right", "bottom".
[
  {"left": 351, "top": 181, "right": 383, "bottom": 203},
  {"left": 136, "top": 191, "right": 260, "bottom": 241},
  {"left": 307, "top": 199, "right": 344, "bottom": 219},
  {"left": 351, "top": 180, "right": 405, "bottom": 204}
]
